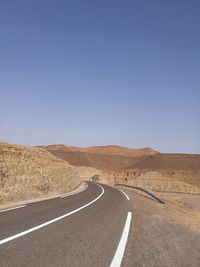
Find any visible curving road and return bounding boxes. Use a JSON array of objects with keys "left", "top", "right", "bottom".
[{"left": 0, "top": 182, "right": 132, "bottom": 267}]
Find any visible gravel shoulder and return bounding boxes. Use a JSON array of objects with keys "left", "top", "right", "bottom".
[{"left": 119, "top": 187, "right": 200, "bottom": 267}]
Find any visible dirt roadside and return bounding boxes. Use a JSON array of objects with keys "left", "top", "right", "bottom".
[{"left": 119, "top": 187, "right": 200, "bottom": 267}]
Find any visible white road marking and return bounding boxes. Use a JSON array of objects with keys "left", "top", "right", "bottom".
[
  {"left": 0, "top": 205, "right": 26, "bottom": 213},
  {"left": 110, "top": 212, "right": 132, "bottom": 267},
  {"left": 119, "top": 189, "right": 130, "bottom": 200},
  {"left": 60, "top": 186, "right": 87, "bottom": 198},
  {"left": 0, "top": 184, "right": 104, "bottom": 245}
]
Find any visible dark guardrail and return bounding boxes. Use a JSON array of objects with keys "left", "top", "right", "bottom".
[{"left": 115, "top": 183, "right": 165, "bottom": 204}]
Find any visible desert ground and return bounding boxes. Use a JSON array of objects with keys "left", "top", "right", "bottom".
[
  {"left": 1, "top": 142, "right": 200, "bottom": 266},
  {"left": 118, "top": 187, "right": 200, "bottom": 267}
]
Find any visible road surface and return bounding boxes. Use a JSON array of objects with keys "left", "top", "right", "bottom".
[{"left": 0, "top": 182, "right": 132, "bottom": 267}]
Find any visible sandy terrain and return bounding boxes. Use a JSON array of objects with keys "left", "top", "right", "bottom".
[
  {"left": 158, "top": 192, "right": 200, "bottom": 233},
  {"left": 118, "top": 187, "right": 200, "bottom": 267}
]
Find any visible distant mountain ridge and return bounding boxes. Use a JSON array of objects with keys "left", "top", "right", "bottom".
[
  {"left": 41, "top": 144, "right": 158, "bottom": 157},
  {"left": 41, "top": 144, "right": 200, "bottom": 174},
  {"left": 37, "top": 144, "right": 158, "bottom": 171}
]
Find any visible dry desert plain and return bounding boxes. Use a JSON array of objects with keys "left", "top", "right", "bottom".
[{"left": 1, "top": 142, "right": 200, "bottom": 266}]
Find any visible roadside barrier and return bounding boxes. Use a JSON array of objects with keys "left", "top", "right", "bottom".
[{"left": 115, "top": 184, "right": 165, "bottom": 204}]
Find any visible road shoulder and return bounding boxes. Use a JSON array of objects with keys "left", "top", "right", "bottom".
[
  {"left": 0, "top": 180, "right": 87, "bottom": 211},
  {"left": 118, "top": 187, "right": 200, "bottom": 267}
]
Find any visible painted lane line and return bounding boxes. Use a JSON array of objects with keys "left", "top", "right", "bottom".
[
  {"left": 110, "top": 212, "right": 132, "bottom": 267},
  {"left": 119, "top": 189, "right": 130, "bottom": 200},
  {"left": 60, "top": 186, "right": 87, "bottom": 198},
  {"left": 0, "top": 205, "right": 26, "bottom": 213},
  {"left": 0, "top": 184, "right": 104, "bottom": 245}
]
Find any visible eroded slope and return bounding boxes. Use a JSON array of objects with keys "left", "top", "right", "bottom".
[{"left": 0, "top": 143, "right": 83, "bottom": 205}]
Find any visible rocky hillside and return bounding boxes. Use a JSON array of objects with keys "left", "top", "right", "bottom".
[
  {"left": 106, "top": 170, "right": 200, "bottom": 194},
  {"left": 40, "top": 144, "right": 200, "bottom": 194},
  {"left": 104, "top": 153, "right": 200, "bottom": 194},
  {"left": 0, "top": 143, "right": 84, "bottom": 206}
]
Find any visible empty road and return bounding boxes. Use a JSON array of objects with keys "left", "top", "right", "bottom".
[{"left": 0, "top": 182, "right": 132, "bottom": 267}]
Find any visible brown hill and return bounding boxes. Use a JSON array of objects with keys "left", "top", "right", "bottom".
[
  {"left": 40, "top": 144, "right": 200, "bottom": 194},
  {"left": 41, "top": 144, "right": 156, "bottom": 171},
  {"left": 127, "top": 153, "right": 200, "bottom": 171},
  {"left": 106, "top": 153, "right": 200, "bottom": 194},
  {"left": 45, "top": 150, "right": 148, "bottom": 171},
  {"left": 43, "top": 144, "right": 157, "bottom": 157}
]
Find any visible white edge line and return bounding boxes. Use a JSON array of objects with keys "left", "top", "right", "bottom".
[
  {"left": 119, "top": 189, "right": 130, "bottom": 200},
  {"left": 110, "top": 212, "right": 132, "bottom": 267},
  {"left": 0, "top": 184, "right": 104, "bottom": 245},
  {"left": 0, "top": 205, "right": 26, "bottom": 213},
  {"left": 60, "top": 186, "right": 87, "bottom": 198},
  {"left": 0, "top": 181, "right": 88, "bottom": 210}
]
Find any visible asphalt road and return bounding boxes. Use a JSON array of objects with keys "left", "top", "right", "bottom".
[{"left": 0, "top": 182, "right": 132, "bottom": 267}]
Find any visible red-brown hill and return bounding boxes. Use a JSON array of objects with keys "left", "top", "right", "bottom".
[
  {"left": 41, "top": 145, "right": 157, "bottom": 171},
  {"left": 43, "top": 144, "right": 157, "bottom": 156},
  {"left": 127, "top": 153, "right": 200, "bottom": 171}
]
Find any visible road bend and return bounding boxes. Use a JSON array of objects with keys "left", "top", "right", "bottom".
[{"left": 0, "top": 182, "right": 132, "bottom": 267}]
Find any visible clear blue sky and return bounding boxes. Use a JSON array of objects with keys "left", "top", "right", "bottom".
[{"left": 1, "top": 1, "right": 200, "bottom": 153}]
